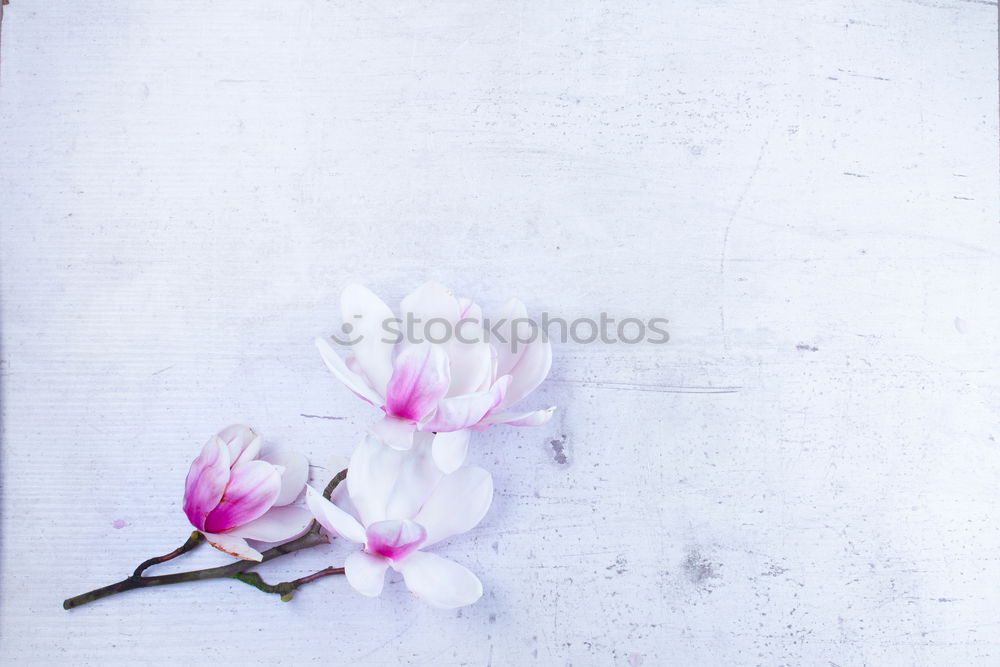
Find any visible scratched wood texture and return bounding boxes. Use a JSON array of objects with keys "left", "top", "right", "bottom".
[{"left": 1, "top": 1, "right": 998, "bottom": 665}]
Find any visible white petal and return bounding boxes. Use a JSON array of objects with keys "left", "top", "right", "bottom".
[
  {"left": 445, "top": 340, "right": 493, "bottom": 397},
  {"left": 346, "top": 433, "right": 406, "bottom": 525},
  {"left": 482, "top": 406, "right": 556, "bottom": 427},
  {"left": 498, "top": 337, "right": 552, "bottom": 409},
  {"left": 316, "top": 337, "right": 384, "bottom": 406},
  {"left": 341, "top": 284, "right": 397, "bottom": 397},
  {"left": 228, "top": 505, "right": 313, "bottom": 542},
  {"left": 445, "top": 299, "right": 491, "bottom": 396},
  {"left": 456, "top": 297, "right": 483, "bottom": 326},
  {"left": 370, "top": 415, "right": 417, "bottom": 450},
  {"left": 306, "top": 486, "right": 366, "bottom": 543},
  {"left": 492, "top": 298, "right": 529, "bottom": 377},
  {"left": 202, "top": 532, "right": 263, "bottom": 561},
  {"left": 329, "top": 471, "right": 363, "bottom": 523},
  {"left": 217, "top": 425, "right": 261, "bottom": 465},
  {"left": 384, "top": 432, "right": 443, "bottom": 519},
  {"left": 431, "top": 430, "right": 471, "bottom": 474},
  {"left": 345, "top": 550, "right": 389, "bottom": 597},
  {"left": 260, "top": 448, "right": 309, "bottom": 506},
  {"left": 395, "top": 551, "right": 483, "bottom": 609},
  {"left": 414, "top": 466, "right": 493, "bottom": 548},
  {"left": 400, "top": 282, "right": 460, "bottom": 330}
]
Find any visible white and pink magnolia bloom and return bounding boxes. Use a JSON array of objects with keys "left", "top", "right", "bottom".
[
  {"left": 316, "top": 282, "right": 555, "bottom": 472},
  {"left": 306, "top": 433, "right": 492, "bottom": 609},
  {"left": 183, "top": 425, "right": 312, "bottom": 561}
]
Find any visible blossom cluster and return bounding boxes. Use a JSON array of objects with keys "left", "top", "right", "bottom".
[{"left": 183, "top": 282, "right": 554, "bottom": 608}]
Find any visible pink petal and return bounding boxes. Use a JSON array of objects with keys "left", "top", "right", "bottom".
[
  {"left": 420, "top": 375, "right": 510, "bottom": 432},
  {"left": 365, "top": 519, "right": 427, "bottom": 561},
  {"left": 341, "top": 284, "right": 397, "bottom": 397},
  {"left": 183, "top": 435, "right": 232, "bottom": 531},
  {"left": 203, "top": 461, "right": 281, "bottom": 533},
  {"left": 385, "top": 343, "right": 450, "bottom": 422},
  {"left": 394, "top": 550, "right": 483, "bottom": 609}
]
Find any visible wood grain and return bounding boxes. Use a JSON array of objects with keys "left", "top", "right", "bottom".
[{"left": 1, "top": 1, "right": 997, "bottom": 664}]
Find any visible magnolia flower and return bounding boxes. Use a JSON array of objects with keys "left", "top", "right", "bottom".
[
  {"left": 316, "top": 282, "right": 555, "bottom": 472},
  {"left": 183, "top": 425, "right": 312, "bottom": 561},
  {"left": 306, "top": 433, "right": 492, "bottom": 608}
]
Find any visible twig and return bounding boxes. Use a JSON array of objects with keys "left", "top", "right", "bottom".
[
  {"left": 232, "top": 566, "right": 346, "bottom": 601},
  {"left": 132, "top": 530, "right": 205, "bottom": 577},
  {"left": 63, "top": 469, "right": 348, "bottom": 610}
]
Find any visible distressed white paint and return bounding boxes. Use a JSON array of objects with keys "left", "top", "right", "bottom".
[{"left": 1, "top": 1, "right": 998, "bottom": 664}]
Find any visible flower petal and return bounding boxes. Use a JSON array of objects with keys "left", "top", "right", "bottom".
[
  {"left": 345, "top": 550, "right": 389, "bottom": 597},
  {"left": 316, "top": 337, "right": 384, "bottom": 406},
  {"left": 370, "top": 415, "right": 417, "bottom": 451},
  {"left": 260, "top": 448, "right": 309, "bottom": 506},
  {"left": 414, "top": 466, "right": 493, "bottom": 548},
  {"left": 491, "top": 297, "right": 530, "bottom": 377},
  {"left": 430, "top": 430, "right": 471, "bottom": 474},
  {"left": 346, "top": 433, "right": 405, "bottom": 525},
  {"left": 456, "top": 297, "right": 482, "bottom": 322},
  {"left": 306, "top": 485, "right": 366, "bottom": 543},
  {"left": 228, "top": 505, "right": 313, "bottom": 543},
  {"left": 385, "top": 343, "right": 450, "bottom": 421},
  {"left": 183, "top": 436, "right": 232, "bottom": 531},
  {"left": 365, "top": 519, "right": 427, "bottom": 561},
  {"left": 445, "top": 340, "right": 493, "bottom": 397},
  {"left": 395, "top": 551, "right": 483, "bottom": 609},
  {"left": 498, "top": 336, "right": 552, "bottom": 409},
  {"left": 329, "top": 471, "right": 362, "bottom": 522},
  {"left": 420, "top": 376, "right": 509, "bottom": 432},
  {"left": 203, "top": 461, "right": 281, "bottom": 533},
  {"left": 400, "top": 282, "right": 461, "bottom": 330},
  {"left": 202, "top": 532, "right": 263, "bottom": 561},
  {"left": 341, "top": 284, "right": 396, "bottom": 397},
  {"left": 383, "top": 432, "right": 444, "bottom": 519},
  {"left": 217, "top": 424, "right": 261, "bottom": 466},
  {"left": 481, "top": 406, "right": 556, "bottom": 427},
  {"left": 445, "top": 298, "right": 492, "bottom": 396}
]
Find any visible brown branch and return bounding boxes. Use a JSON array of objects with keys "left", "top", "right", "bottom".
[
  {"left": 231, "top": 566, "right": 346, "bottom": 601},
  {"left": 132, "top": 530, "right": 205, "bottom": 577},
  {"left": 63, "top": 469, "right": 348, "bottom": 610}
]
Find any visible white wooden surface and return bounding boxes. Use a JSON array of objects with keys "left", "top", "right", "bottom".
[{"left": 1, "top": 1, "right": 998, "bottom": 665}]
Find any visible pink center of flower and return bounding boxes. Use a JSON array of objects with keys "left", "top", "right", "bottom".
[{"left": 365, "top": 519, "right": 427, "bottom": 561}]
